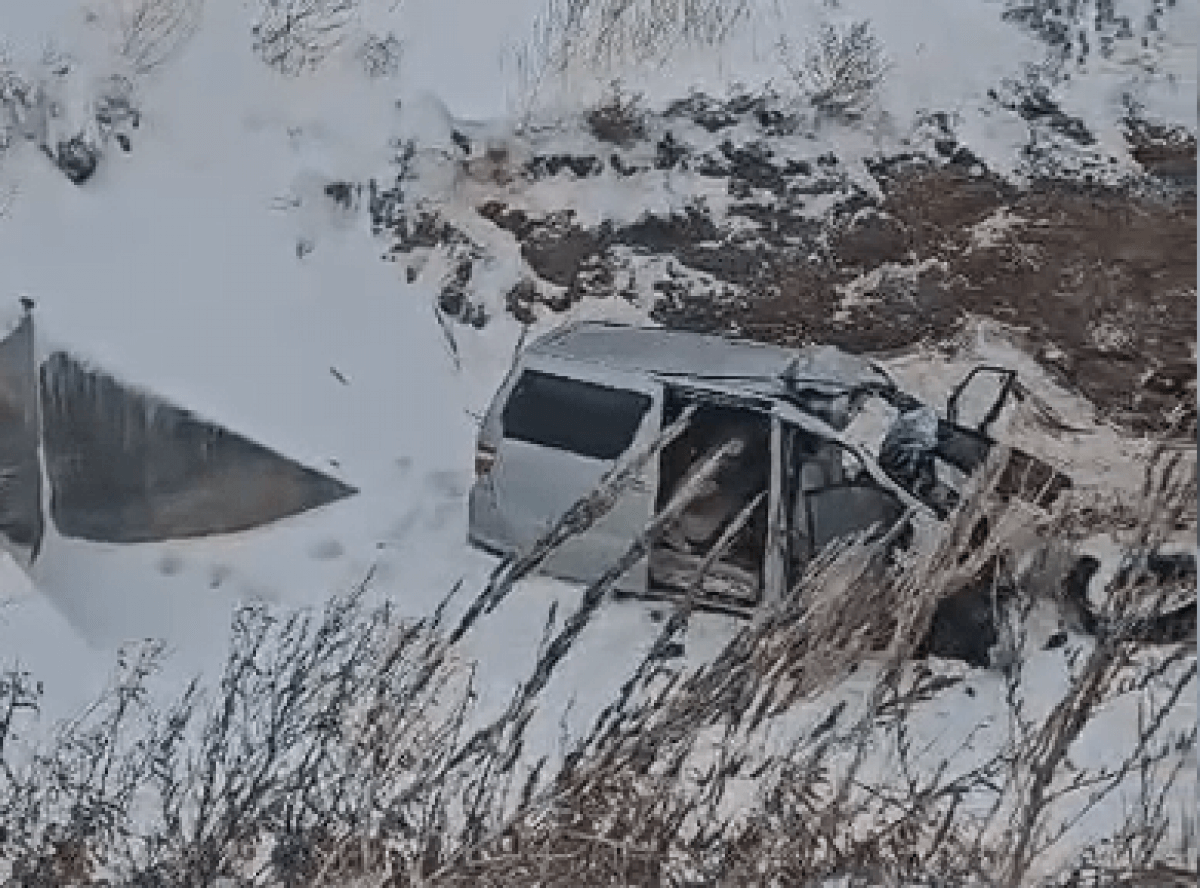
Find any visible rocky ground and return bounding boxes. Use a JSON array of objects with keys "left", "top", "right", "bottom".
[{"left": 361, "top": 87, "right": 1195, "bottom": 439}]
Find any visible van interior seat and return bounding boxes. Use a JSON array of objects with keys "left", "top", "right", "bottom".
[
  {"left": 652, "top": 398, "right": 775, "bottom": 601},
  {"left": 799, "top": 446, "right": 845, "bottom": 491},
  {"left": 674, "top": 455, "right": 760, "bottom": 549}
]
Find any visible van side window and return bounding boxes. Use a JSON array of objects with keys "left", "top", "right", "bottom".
[{"left": 502, "top": 370, "right": 651, "bottom": 461}]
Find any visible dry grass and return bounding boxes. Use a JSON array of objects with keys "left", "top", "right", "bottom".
[
  {"left": 107, "top": 0, "right": 204, "bottom": 79},
  {"left": 252, "top": 0, "right": 360, "bottom": 76},
  {"left": 0, "top": 449, "right": 1194, "bottom": 886},
  {"left": 510, "top": 0, "right": 750, "bottom": 126}
]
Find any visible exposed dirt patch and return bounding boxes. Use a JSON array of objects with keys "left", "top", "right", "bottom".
[
  {"left": 702, "top": 171, "right": 1197, "bottom": 434},
  {"left": 478, "top": 155, "right": 1194, "bottom": 432},
  {"left": 664, "top": 90, "right": 801, "bottom": 137}
]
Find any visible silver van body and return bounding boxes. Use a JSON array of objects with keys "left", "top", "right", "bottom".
[{"left": 467, "top": 321, "right": 1045, "bottom": 611}]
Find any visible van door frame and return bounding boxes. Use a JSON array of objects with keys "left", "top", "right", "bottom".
[
  {"left": 481, "top": 355, "right": 665, "bottom": 595},
  {"left": 650, "top": 382, "right": 775, "bottom": 607},
  {"left": 763, "top": 414, "right": 788, "bottom": 607},
  {"left": 543, "top": 363, "right": 664, "bottom": 597},
  {"left": 774, "top": 405, "right": 917, "bottom": 598}
]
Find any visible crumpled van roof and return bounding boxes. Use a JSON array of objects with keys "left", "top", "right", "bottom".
[{"left": 528, "top": 321, "right": 893, "bottom": 398}]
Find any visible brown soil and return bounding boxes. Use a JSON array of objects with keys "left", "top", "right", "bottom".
[
  {"left": 483, "top": 162, "right": 1196, "bottom": 433},
  {"left": 669, "top": 169, "right": 1197, "bottom": 434}
]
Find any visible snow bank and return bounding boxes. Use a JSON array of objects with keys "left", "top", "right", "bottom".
[{"left": 0, "top": 551, "right": 110, "bottom": 727}]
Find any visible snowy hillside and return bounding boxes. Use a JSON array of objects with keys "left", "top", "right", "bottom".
[{"left": 0, "top": 0, "right": 1194, "bottom": 884}]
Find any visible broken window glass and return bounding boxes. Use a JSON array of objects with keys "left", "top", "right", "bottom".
[{"left": 878, "top": 399, "right": 942, "bottom": 503}]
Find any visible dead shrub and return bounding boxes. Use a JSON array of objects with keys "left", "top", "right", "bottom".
[
  {"left": 512, "top": 0, "right": 749, "bottom": 126},
  {"left": 252, "top": 0, "right": 360, "bottom": 76},
  {"left": 586, "top": 81, "right": 647, "bottom": 146},
  {"left": 108, "top": 0, "right": 204, "bottom": 78},
  {"left": 778, "top": 17, "right": 890, "bottom": 120},
  {"left": 356, "top": 29, "right": 402, "bottom": 79},
  {"left": 0, "top": 448, "right": 1193, "bottom": 885}
]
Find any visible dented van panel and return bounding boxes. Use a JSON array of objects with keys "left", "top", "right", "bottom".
[{"left": 468, "top": 353, "right": 662, "bottom": 595}]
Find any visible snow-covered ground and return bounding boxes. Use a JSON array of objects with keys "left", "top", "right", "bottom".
[
  {"left": 0, "top": 0, "right": 757, "bottom": 738},
  {"left": 0, "top": 2, "right": 1193, "bottom": 877}
]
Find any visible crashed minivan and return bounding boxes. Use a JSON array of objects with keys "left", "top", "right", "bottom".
[{"left": 468, "top": 321, "right": 1067, "bottom": 613}]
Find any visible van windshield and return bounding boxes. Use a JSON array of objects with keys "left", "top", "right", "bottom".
[{"left": 502, "top": 370, "right": 651, "bottom": 461}]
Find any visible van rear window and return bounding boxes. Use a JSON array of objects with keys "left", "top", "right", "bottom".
[{"left": 502, "top": 370, "right": 651, "bottom": 461}]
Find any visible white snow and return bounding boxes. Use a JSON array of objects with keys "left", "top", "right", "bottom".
[
  {"left": 0, "top": 0, "right": 1192, "bottom": 875},
  {"left": 0, "top": 550, "right": 112, "bottom": 725},
  {"left": 834, "top": 256, "right": 949, "bottom": 316},
  {"left": 968, "top": 207, "right": 1026, "bottom": 251}
]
